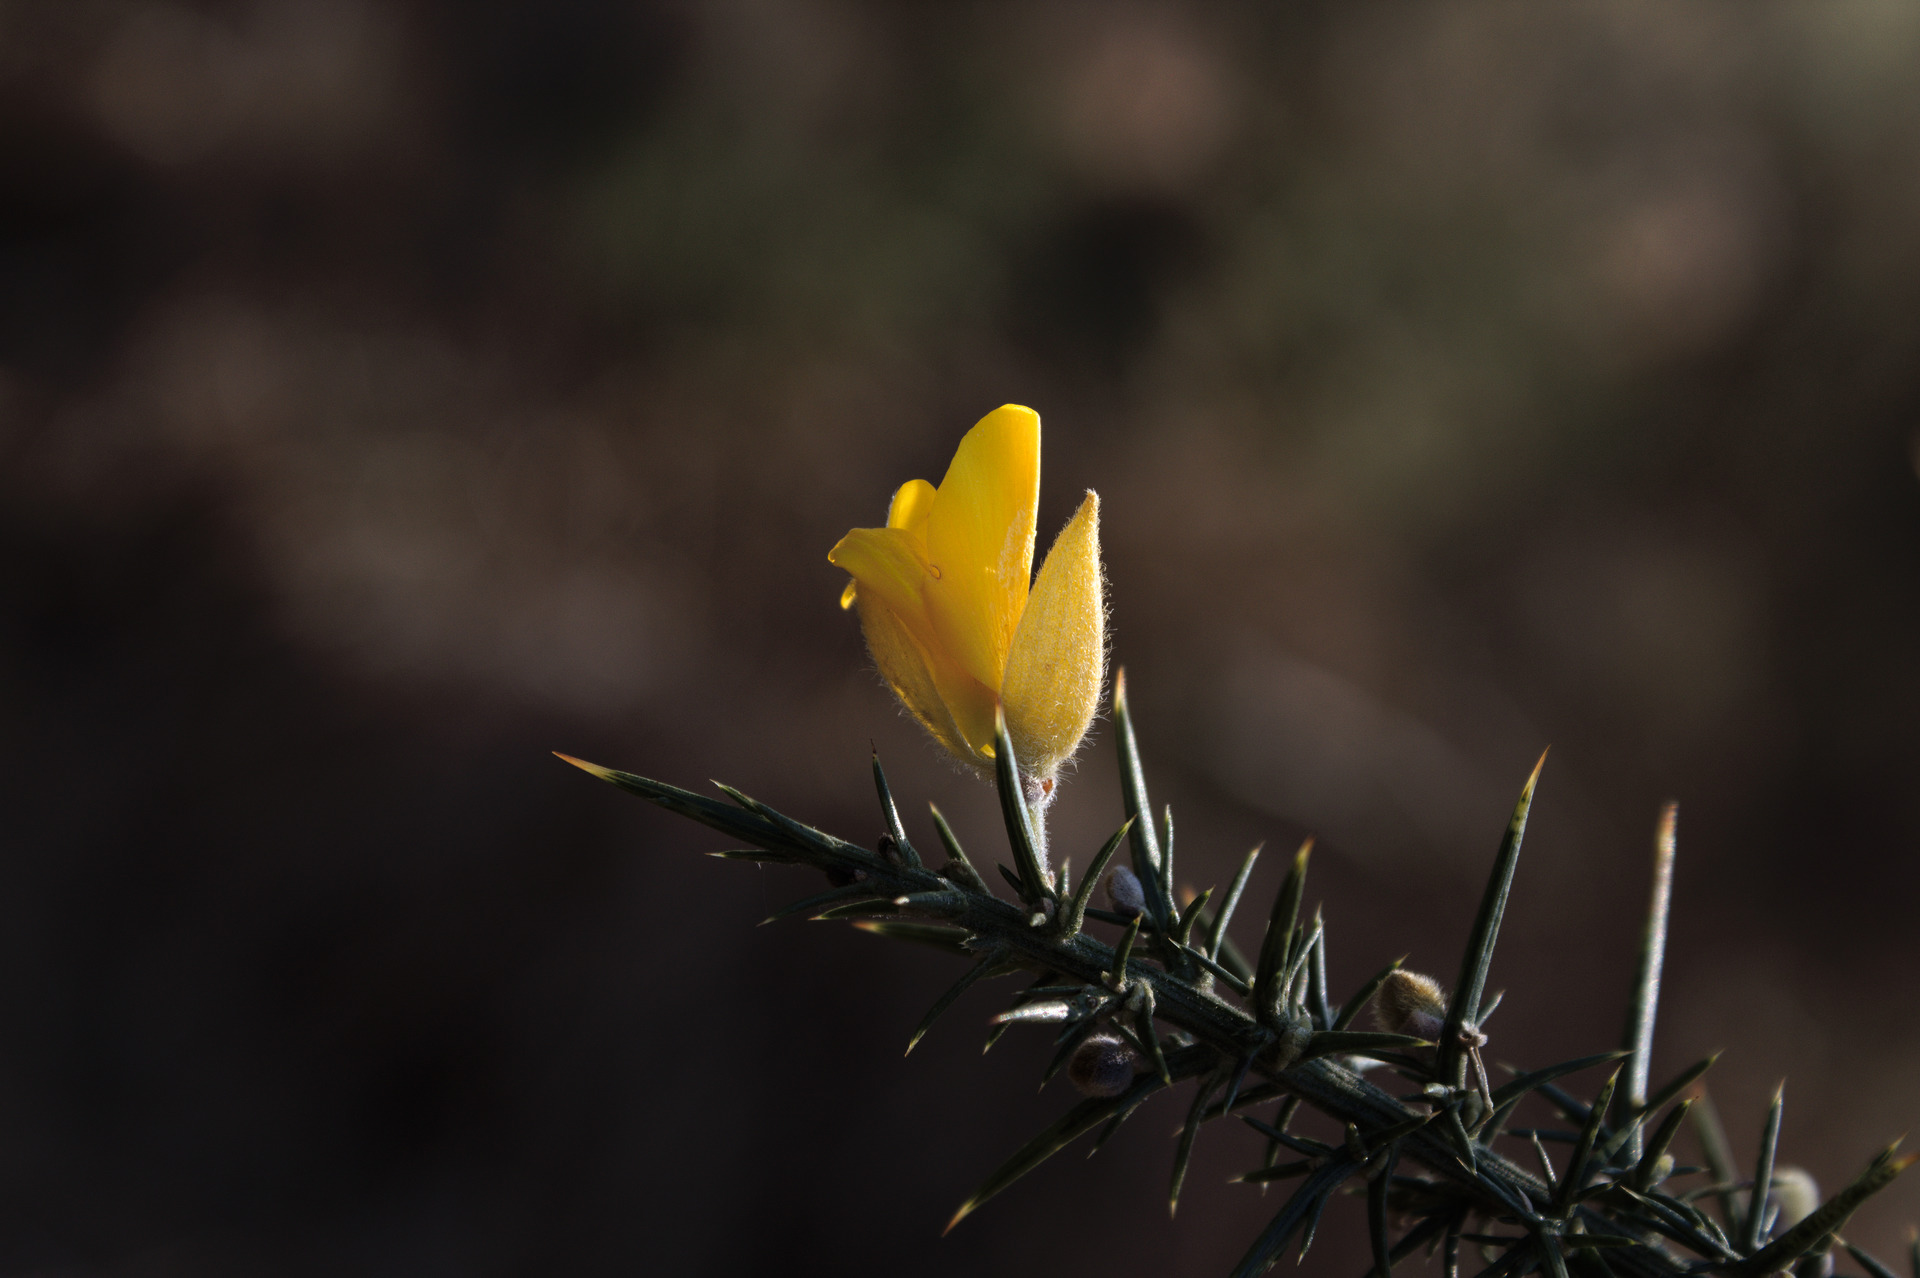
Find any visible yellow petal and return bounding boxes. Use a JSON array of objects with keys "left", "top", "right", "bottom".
[
  {"left": 852, "top": 591, "right": 977, "bottom": 768},
  {"left": 923, "top": 405, "right": 1039, "bottom": 691},
  {"left": 830, "top": 524, "right": 1000, "bottom": 766},
  {"left": 828, "top": 526, "right": 934, "bottom": 632},
  {"left": 938, "top": 668, "right": 1002, "bottom": 766},
  {"left": 887, "top": 478, "right": 937, "bottom": 542},
  {"left": 830, "top": 479, "right": 934, "bottom": 612},
  {"left": 1001, "top": 490, "right": 1105, "bottom": 779}
]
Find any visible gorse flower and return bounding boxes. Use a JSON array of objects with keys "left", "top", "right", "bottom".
[{"left": 829, "top": 405, "right": 1104, "bottom": 793}]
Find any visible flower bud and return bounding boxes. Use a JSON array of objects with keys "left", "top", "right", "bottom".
[
  {"left": 828, "top": 406, "right": 1106, "bottom": 786},
  {"left": 1108, "top": 865, "right": 1146, "bottom": 917},
  {"left": 1771, "top": 1168, "right": 1830, "bottom": 1278},
  {"left": 1771, "top": 1167, "right": 1821, "bottom": 1229},
  {"left": 1373, "top": 970, "right": 1448, "bottom": 1041},
  {"left": 1067, "top": 1032, "right": 1138, "bottom": 1097}
]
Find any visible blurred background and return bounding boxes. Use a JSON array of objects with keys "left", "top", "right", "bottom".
[{"left": 3, "top": 0, "right": 1919, "bottom": 1273}]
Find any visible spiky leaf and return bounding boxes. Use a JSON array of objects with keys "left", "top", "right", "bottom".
[
  {"left": 1227, "top": 1156, "right": 1359, "bottom": 1278},
  {"left": 1439, "top": 752, "right": 1546, "bottom": 1090},
  {"left": 1208, "top": 843, "right": 1263, "bottom": 961},
  {"left": 1060, "top": 817, "right": 1135, "bottom": 938},
  {"left": 1555, "top": 1068, "right": 1621, "bottom": 1216},
  {"left": 1253, "top": 839, "right": 1313, "bottom": 1026},
  {"left": 850, "top": 920, "right": 974, "bottom": 955},
  {"left": 927, "top": 803, "right": 990, "bottom": 894},
  {"left": 906, "top": 949, "right": 1006, "bottom": 1054},
  {"left": 1112, "top": 668, "right": 1172, "bottom": 928},
  {"left": 1335, "top": 957, "right": 1406, "bottom": 1032},
  {"left": 1739, "top": 1144, "right": 1918, "bottom": 1276},
  {"left": 945, "top": 1047, "right": 1207, "bottom": 1233},
  {"left": 1491, "top": 1052, "right": 1631, "bottom": 1112},
  {"left": 1613, "top": 802, "right": 1676, "bottom": 1162},
  {"left": 1170, "top": 1069, "right": 1226, "bottom": 1217},
  {"left": 1741, "top": 1084, "right": 1785, "bottom": 1252},
  {"left": 871, "top": 751, "right": 923, "bottom": 868},
  {"left": 992, "top": 711, "right": 1052, "bottom": 904}
]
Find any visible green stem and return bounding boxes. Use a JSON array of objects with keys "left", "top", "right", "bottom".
[{"left": 1026, "top": 799, "right": 1051, "bottom": 890}]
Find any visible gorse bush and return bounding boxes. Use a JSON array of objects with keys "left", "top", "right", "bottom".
[{"left": 563, "top": 409, "right": 1914, "bottom": 1278}]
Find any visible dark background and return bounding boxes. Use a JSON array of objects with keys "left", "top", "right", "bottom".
[{"left": 3, "top": 1, "right": 1919, "bottom": 1274}]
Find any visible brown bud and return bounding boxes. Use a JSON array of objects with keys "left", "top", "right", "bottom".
[{"left": 1373, "top": 970, "right": 1447, "bottom": 1041}]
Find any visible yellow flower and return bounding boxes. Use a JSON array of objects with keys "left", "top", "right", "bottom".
[{"left": 829, "top": 405, "right": 1105, "bottom": 789}]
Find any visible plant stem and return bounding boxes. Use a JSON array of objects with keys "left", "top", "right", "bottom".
[{"left": 1026, "top": 799, "right": 1051, "bottom": 889}]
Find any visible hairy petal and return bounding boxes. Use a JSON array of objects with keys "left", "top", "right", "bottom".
[
  {"left": 1002, "top": 490, "right": 1105, "bottom": 778},
  {"left": 853, "top": 593, "right": 982, "bottom": 769}
]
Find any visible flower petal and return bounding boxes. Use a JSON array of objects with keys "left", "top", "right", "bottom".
[
  {"left": 887, "top": 478, "right": 937, "bottom": 542},
  {"left": 1002, "top": 490, "right": 1105, "bottom": 778},
  {"left": 853, "top": 591, "right": 977, "bottom": 768},
  {"left": 829, "top": 524, "right": 999, "bottom": 764},
  {"left": 923, "top": 405, "right": 1039, "bottom": 691},
  {"left": 828, "top": 526, "right": 934, "bottom": 630}
]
